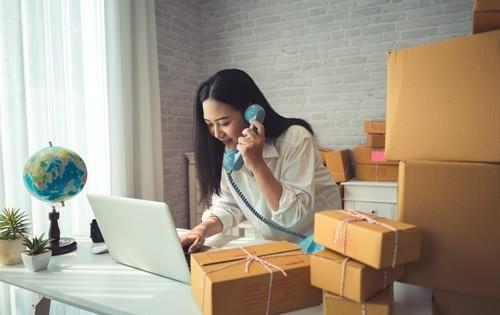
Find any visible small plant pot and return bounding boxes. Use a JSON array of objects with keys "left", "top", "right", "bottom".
[
  {"left": 0, "top": 238, "right": 25, "bottom": 265},
  {"left": 21, "top": 250, "right": 52, "bottom": 272}
]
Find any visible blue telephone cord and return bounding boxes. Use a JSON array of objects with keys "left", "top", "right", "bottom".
[{"left": 226, "top": 171, "right": 307, "bottom": 240}]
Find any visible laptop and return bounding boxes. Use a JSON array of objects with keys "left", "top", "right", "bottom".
[{"left": 87, "top": 193, "right": 192, "bottom": 284}]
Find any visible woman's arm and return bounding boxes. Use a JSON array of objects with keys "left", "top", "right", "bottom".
[
  {"left": 192, "top": 215, "right": 223, "bottom": 238},
  {"left": 237, "top": 120, "right": 283, "bottom": 210},
  {"left": 252, "top": 162, "right": 282, "bottom": 210}
]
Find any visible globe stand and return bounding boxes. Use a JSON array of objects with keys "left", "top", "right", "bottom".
[{"left": 48, "top": 205, "right": 77, "bottom": 256}]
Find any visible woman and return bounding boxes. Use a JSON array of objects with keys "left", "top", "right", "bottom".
[{"left": 181, "top": 69, "right": 341, "bottom": 253}]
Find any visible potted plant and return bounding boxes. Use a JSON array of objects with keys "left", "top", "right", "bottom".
[
  {"left": 21, "top": 233, "right": 51, "bottom": 272},
  {"left": 0, "top": 207, "right": 30, "bottom": 265}
]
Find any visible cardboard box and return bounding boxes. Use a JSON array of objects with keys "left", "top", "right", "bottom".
[
  {"left": 355, "top": 164, "right": 398, "bottom": 182},
  {"left": 363, "top": 120, "right": 385, "bottom": 134},
  {"left": 473, "top": 0, "right": 500, "bottom": 34},
  {"left": 433, "top": 289, "right": 500, "bottom": 315},
  {"left": 318, "top": 147, "right": 329, "bottom": 165},
  {"left": 385, "top": 30, "right": 500, "bottom": 163},
  {"left": 397, "top": 160, "right": 500, "bottom": 299},
  {"left": 353, "top": 146, "right": 398, "bottom": 165},
  {"left": 323, "top": 286, "right": 393, "bottom": 315},
  {"left": 311, "top": 249, "right": 404, "bottom": 302},
  {"left": 191, "top": 241, "right": 322, "bottom": 315},
  {"left": 314, "top": 210, "right": 421, "bottom": 269},
  {"left": 367, "top": 133, "right": 385, "bottom": 148},
  {"left": 323, "top": 149, "right": 353, "bottom": 183}
]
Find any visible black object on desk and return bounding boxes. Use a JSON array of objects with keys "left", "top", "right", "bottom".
[
  {"left": 90, "top": 219, "right": 105, "bottom": 243},
  {"left": 48, "top": 205, "right": 77, "bottom": 255}
]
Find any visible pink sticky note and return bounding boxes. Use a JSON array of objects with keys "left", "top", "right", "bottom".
[{"left": 371, "top": 151, "right": 386, "bottom": 162}]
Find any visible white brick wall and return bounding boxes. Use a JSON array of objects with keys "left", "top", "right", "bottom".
[
  {"left": 156, "top": 0, "right": 202, "bottom": 227},
  {"left": 199, "top": 0, "right": 473, "bottom": 147},
  {"left": 155, "top": 0, "right": 473, "bottom": 227}
]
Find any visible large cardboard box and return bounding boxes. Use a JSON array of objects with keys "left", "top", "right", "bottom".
[
  {"left": 323, "top": 286, "right": 393, "bottom": 315},
  {"left": 311, "top": 249, "right": 403, "bottom": 302},
  {"left": 398, "top": 160, "right": 500, "bottom": 299},
  {"left": 191, "top": 241, "right": 322, "bottom": 315},
  {"left": 473, "top": 0, "right": 500, "bottom": 34},
  {"left": 433, "top": 289, "right": 500, "bottom": 315},
  {"left": 355, "top": 164, "right": 398, "bottom": 182},
  {"left": 323, "top": 149, "right": 353, "bottom": 183},
  {"left": 385, "top": 30, "right": 500, "bottom": 163},
  {"left": 314, "top": 210, "right": 421, "bottom": 269}
]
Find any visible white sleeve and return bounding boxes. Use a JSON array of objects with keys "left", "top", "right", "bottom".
[
  {"left": 271, "top": 131, "right": 316, "bottom": 228},
  {"left": 201, "top": 172, "right": 244, "bottom": 234}
]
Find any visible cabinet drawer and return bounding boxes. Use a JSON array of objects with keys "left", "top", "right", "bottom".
[{"left": 341, "top": 180, "right": 397, "bottom": 203}]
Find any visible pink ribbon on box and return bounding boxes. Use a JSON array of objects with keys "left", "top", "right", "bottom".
[
  {"left": 339, "top": 257, "right": 350, "bottom": 297},
  {"left": 333, "top": 209, "right": 400, "bottom": 268},
  {"left": 201, "top": 247, "right": 304, "bottom": 315}
]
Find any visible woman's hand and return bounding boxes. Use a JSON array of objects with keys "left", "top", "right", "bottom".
[
  {"left": 237, "top": 120, "right": 265, "bottom": 173},
  {"left": 180, "top": 229, "right": 206, "bottom": 254},
  {"left": 180, "top": 216, "right": 222, "bottom": 253}
]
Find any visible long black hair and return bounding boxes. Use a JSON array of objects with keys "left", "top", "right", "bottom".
[{"left": 194, "top": 69, "right": 313, "bottom": 204}]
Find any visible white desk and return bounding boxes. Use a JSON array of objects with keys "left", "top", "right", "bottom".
[{"left": 0, "top": 234, "right": 431, "bottom": 315}]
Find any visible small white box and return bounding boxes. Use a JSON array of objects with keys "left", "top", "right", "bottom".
[{"left": 341, "top": 180, "right": 397, "bottom": 219}]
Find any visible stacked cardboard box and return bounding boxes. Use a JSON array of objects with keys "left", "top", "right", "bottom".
[
  {"left": 319, "top": 148, "right": 353, "bottom": 183},
  {"left": 190, "top": 241, "right": 322, "bottom": 315},
  {"left": 385, "top": 27, "right": 500, "bottom": 314},
  {"left": 311, "top": 210, "right": 422, "bottom": 314},
  {"left": 354, "top": 121, "right": 398, "bottom": 182},
  {"left": 473, "top": 0, "right": 500, "bottom": 34}
]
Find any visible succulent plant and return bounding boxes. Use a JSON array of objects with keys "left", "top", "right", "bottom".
[
  {"left": 0, "top": 208, "right": 30, "bottom": 240},
  {"left": 22, "top": 233, "right": 51, "bottom": 256}
]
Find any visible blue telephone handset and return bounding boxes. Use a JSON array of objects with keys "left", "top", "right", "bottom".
[
  {"left": 223, "top": 104, "right": 266, "bottom": 172},
  {"left": 222, "top": 104, "right": 323, "bottom": 254}
]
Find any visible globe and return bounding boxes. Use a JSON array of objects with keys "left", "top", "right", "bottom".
[{"left": 23, "top": 146, "right": 87, "bottom": 204}]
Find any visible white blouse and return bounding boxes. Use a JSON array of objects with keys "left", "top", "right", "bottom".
[{"left": 202, "top": 125, "right": 342, "bottom": 242}]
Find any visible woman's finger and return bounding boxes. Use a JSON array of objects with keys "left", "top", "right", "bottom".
[
  {"left": 189, "top": 236, "right": 202, "bottom": 253},
  {"left": 242, "top": 128, "right": 257, "bottom": 140},
  {"left": 238, "top": 136, "right": 251, "bottom": 145},
  {"left": 249, "top": 120, "right": 265, "bottom": 137}
]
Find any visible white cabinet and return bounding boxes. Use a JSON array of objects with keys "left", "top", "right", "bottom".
[{"left": 341, "top": 180, "right": 397, "bottom": 220}]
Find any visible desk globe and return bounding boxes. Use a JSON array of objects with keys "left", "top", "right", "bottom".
[{"left": 23, "top": 142, "right": 87, "bottom": 255}]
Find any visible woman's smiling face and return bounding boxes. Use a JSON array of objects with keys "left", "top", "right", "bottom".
[{"left": 202, "top": 98, "right": 247, "bottom": 149}]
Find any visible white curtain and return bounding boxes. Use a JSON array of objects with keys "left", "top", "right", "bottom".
[{"left": 0, "top": 0, "right": 163, "bottom": 314}]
